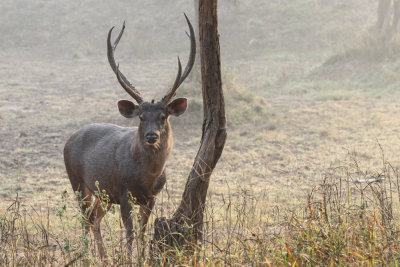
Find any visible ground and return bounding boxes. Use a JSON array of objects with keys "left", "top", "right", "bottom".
[{"left": 1, "top": 0, "right": 400, "bottom": 264}]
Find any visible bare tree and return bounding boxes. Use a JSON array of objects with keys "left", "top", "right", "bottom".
[
  {"left": 153, "top": 0, "right": 226, "bottom": 254},
  {"left": 376, "top": 0, "right": 400, "bottom": 42}
]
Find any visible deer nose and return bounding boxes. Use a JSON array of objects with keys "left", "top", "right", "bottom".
[{"left": 145, "top": 133, "right": 159, "bottom": 144}]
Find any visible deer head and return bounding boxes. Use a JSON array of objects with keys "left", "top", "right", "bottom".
[{"left": 107, "top": 14, "right": 195, "bottom": 146}]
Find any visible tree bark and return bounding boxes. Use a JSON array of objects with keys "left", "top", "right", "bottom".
[
  {"left": 153, "top": 0, "right": 226, "bottom": 256},
  {"left": 376, "top": 0, "right": 400, "bottom": 42},
  {"left": 392, "top": 0, "right": 400, "bottom": 32},
  {"left": 377, "top": 0, "right": 391, "bottom": 32}
]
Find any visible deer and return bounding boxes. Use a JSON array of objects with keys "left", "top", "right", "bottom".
[{"left": 63, "top": 14, "right": 195, "bottom": 261}]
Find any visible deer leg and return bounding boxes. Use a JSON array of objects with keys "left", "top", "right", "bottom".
[
  {"left": 80, "top": 186, "right": 110, "bottom": 262},
  {"left": 138, "top": 197, "right": 156, "bottom": 258},
  {"left": 91, "top": 200, "right": 110, "bottom": 262},
  {"left": 120, "top": 194, "right": 134, "bottom": 255},
  {"left": 78, "top": 186, "right": 92, "bottom": 253},
  {"left": 139, "top": 170, "right": 165, "bottom": 241},
  {"left": 139, "top": 198, "right": 155, "bottom": 239},
  {"left": 74, "top": 187, "right": 92, "bottom": 266}
]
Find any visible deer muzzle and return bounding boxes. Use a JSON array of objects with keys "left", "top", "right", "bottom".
[{"left": 145, "top": 132, "right": 159, "bottom": 144}]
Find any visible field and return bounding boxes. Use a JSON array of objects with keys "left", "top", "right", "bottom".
[{"left": 2, "top": 0, "right": 400, "bottom": 265}]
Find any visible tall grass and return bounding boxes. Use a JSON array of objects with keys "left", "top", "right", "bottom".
[{"left": 1, "top": 150, "right": 400, "bottom": 266}]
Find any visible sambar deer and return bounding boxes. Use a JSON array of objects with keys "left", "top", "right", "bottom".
[{"left": 63, "top": 14, "right": 195, "bottom": 260}]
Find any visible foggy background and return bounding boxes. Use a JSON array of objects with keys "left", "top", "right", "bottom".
[
  {"left": 1, "top": 0, "right": 397, "bottom": 209},
  {"left": 5, "top": 0, "right": 400, "bottom": 264}
]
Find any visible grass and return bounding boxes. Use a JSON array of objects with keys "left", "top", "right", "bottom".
[
  {"left": 181, "top": 67, "right": 270, "bottom": 129},
  {"left": 1, "top": 150, "right": 400, "bottom": 265},
  {"left": 2, "top": 0, "right": 400, "bottom": 265}
]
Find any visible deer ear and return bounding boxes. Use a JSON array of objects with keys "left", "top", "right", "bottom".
[
  {"left": 118, "top": 100, "right": 139, "bottom": 118},
  {"left": 168, "top": 98, "right": 188, "bottom": 117}
]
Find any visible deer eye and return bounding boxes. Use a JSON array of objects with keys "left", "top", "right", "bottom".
[{"left": 160, "top": 114, "right": 166, "bottom": 121}]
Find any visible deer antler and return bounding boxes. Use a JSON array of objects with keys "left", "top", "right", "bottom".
[
  {"left": 162, "top": 13, "right": 196, "bottom": 104},
  {"left": 107, "top": 22, "right": 144, "bottom": 104}
]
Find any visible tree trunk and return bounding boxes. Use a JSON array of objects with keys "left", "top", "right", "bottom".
[
  {"left": 377, "top": 0, "right": 391, "bottom": 32},
  {"left": 152, "top": 0, "right": 226, "bottom": 257},
  {"left": 376, "top": 0, "right": 400, "bottom": 42},
  {"left": 392, "top": 0, "right": 400, "bottom": 32}
]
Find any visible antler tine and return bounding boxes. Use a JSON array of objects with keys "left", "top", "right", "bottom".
[
  {"left": 168, "top": 57, "right": 182, "bottom": 100},
  {"left": 107, "top": 23, "right": 143, "bottom": 104},
  {"left": 179, "top": 13, "right": 196, "bottom": 86},
  {"left": 163, "top": 13, "right": 196, "bottom": 104},
  {"left": 113, "top": 21, "right": 125, "bottom": 50},
  {"left": 115, "top": 64, "right": 142, "bottom": 104}
]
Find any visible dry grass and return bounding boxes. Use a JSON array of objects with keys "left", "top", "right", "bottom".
[
  {"left": 2, "top": 0, "right": 400, "bottom": 265},
  {"left": 1, "top": 150, "right": 400, "bottom": 265}
]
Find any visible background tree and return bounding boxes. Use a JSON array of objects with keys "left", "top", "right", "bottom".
[
  {"left": 376, "top": 0, "right": 400, "bottom": 42},
  {"left": 153, "top": 0, "right": 226, "bottom": 255}
]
